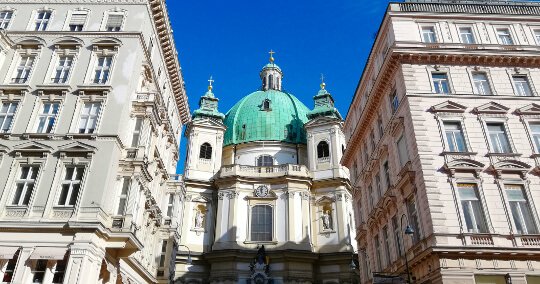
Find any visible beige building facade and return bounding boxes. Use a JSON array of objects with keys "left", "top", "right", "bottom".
[
  {"left": 0, "top": 0, "right": 190, "bottom": 283},
  {"left": 342, "top": 1, "right": 540, "bottom": 284}
]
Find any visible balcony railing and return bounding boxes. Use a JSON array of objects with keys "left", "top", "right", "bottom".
[{"left": 219, "top": 164, "right": 310, "bottom": 179}]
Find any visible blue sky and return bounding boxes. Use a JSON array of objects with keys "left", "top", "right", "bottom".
[{"left": 169, "top": 0, "right": 390, "bottom": 172}]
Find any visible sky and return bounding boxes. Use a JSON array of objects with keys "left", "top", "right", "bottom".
[{"left": 168, "top": 0, "right": 391, "bottom": 172}]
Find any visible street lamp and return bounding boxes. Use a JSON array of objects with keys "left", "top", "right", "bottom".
[
  {"left": 178, "top": 244, "right": 192, "bottom": 264},
  {"left": 400, "top": 214, "right": 414, "bottom": 284}
]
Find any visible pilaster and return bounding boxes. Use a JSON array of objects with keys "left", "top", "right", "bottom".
[{"left": 64, "top": 244, "right": 104, "bottom": 284}]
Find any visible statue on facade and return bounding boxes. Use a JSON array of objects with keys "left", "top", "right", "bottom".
[
  {"left": 194, "top": 209, "right": 205, "bottom": 228},
  {"left": 322, "top": 210, "right": 332, "bottom": 230},
  {"left": 249, "top": 245, "right": 271, "bottom": 284}
]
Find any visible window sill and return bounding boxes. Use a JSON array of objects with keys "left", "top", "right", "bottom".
[
  {"left": 76, "top": 84, "right": 112, "bottom": 93},
  {"left": 66, "top": 133, "right": 98, "bottom": 140},
  {"left": 35, "top": 84, "right": 71, "bottom": 92},
  {"left": 0, "top": 84, "right": 31, "bottom": 92},
  {"left": 243, "top": 240, "right": 278, "bottom": 245},
  {"left": 442, "top": 151, "right": 477, "bottom": 156},
  {"left": 485, "top": 152, "right": 521, "bottom": 157}
]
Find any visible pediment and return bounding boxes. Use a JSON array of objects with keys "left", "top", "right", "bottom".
[
  {"left": 191, "top": 196, "right": 210, "bottom": 203},
  {"left": 493, "top": 160, "right": 531, "bottom": 170},
  {"left": 430, "top": 100, "right": 467, "bottom": 113},
  {"left": 315, "top": 196, "right": 335, "bottom": 204},
  {"left": 515, "top": 103, "right": 540, "bottom": 115},
  {"left": 12, "top": 141, "right": 53, "bottom": 153},
  {"left": 473, "top": 101, "right": 509, "bottom": 114},
  {"left": 57, "top": 142, "right": 96, "bottom": 154},
  {"left": 191, "top": 117, "right": 225, "bottom": 128},
  {"left": 445, "top": 159, "right": 485, "bottom": 170},
  {"left": 305, "top": 116, "right": 342, "bottom": 128}
]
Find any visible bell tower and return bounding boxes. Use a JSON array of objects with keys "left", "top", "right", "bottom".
[
  {"left": 183, "top": 78, "right": 226, "bottom": 181},
  {"left": 260, "top": 50, "right": 283, "bottom": 91}
]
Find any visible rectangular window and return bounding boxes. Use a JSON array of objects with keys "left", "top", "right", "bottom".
[
  {"left": 68, "top": 12, "right": 86, "bottom": 31},
  {"left": 486, "top": 122, "right": 512, "bottom": 153},
  {"left": 166, "top": 194, "right": 174, "bottom": 217},
  {"left": 375, "top": 174, "right": 382, "bottom": 197},
  {"left": 78, "top": 102, "right": 101, "bottom": 134},
  {"left": 377, "top": 116, "right": 384, "bottom": 139},
  {"left": 251, "top": 205, "right": 273, "bottom": 241},
  {"left": 32, "top": 259, "right": 48, "bottom": 283},
  {"left": 383, "top": 161, "right": 391, "bottom": 189},
  {"left": 457, "top": 183, "right": 488, "bottom": 233},
  {"left": 390, "top": 91, "right": 399, "bottom": 114},
  {"left": 131, "top": 117, "right": 143, "bottom": 147},
  {"left": 382, "top": 226, "right": 391, "bottom": 266},
  {"left": 34, "top": 11, "right": 51, "bottom": 31},
  {"left": 459, "top": 27, "right": 475, "bottom": 44},
  {"left": 397, "top": 135, "right": 409, "bottom": 167},
  {"left": 93, "top": 56, "right": 112, "bottom": 84},
  {"left": 116, "top": 177, "right": 130, "bottom": 215},
  {"left": 52, "top": 259, "right": 66, "bottom": 284},
  {"left": 158, "top": 240, "right": 167, "bottom": 268},
  {"left": 57, "top": 166, "right": 84, "bottom": 207},
  {"left": 52, "top": 56, "right": 73, "bottom": 84},
  {"left": 506, "top": 184, "right": 538, "bottom": 234},
  {"left": 0, "top": 11, "right": 13, "bottom": 30},
  {"left": 472, "top": 72, "right": 492, "bottom": 96},
  {"left": 13, "top": 56, "right": 35, "bottom": 84},
  {"left": 369, "top": 185, "right": 375, "bottom": 211},
  {"left": 497, "top": 28, "right": 514, "bottom": 45},
  {"left": 374, "top": 234, "right": 382, "bottom": 271},
  {"left": 392, "top": 216, "right": 402, "bottom": 257},
  {"left": 2, "top": 250, "right": 18, "bottom": 283},
  {"left": 36, "top": 103, "right": 59, "bottom": 133},
  {"left": 105, "top": 14, "right": 123, "bottom": 31},
  {"left": 513, "top": 75, "right": 533, "bottom": 96},
  {"left": 370, "top": 131, "right": 376, "bottom": 151},
  {"left": 421, "top": 26, "right": 437, "bottom": 43},
  {"left": 535, "top": 30, "right": 540, "bottom": 45},
  {"left": 530, "top": 122, "right": 540, "bottom": 153},
  {"left": 0, "top": 102, "right": 17, "bottom": 133},
  {"left": 432, "top": 73, "right": 450, "bottom": 94},
  {"left": 443, "top": 121, "right": 467, "bottom": 152},
  {"left": 12, "top": 165, "right": 39, "bottom": 206},
  {"left": 407, "top": 197, "right": 421, "bottom": 244}
]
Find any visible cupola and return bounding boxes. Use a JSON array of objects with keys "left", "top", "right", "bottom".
[{"left": 260, "top": 50, "right": 283, "bottom": 91}]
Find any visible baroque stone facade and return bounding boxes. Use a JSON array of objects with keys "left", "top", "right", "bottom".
[
  {"left": 0, "top": 0, "right": 189, "bottom": 283},
  {"left": 343, "top": 1, "right": 540, "bottom": 284}
]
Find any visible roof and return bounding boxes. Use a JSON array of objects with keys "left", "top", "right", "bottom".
[{"left": 223, "top": 90, "right": 310, "bottom": 146}]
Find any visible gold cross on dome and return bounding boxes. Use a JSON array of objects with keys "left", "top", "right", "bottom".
[
  {"left": 208, "top": 76, "right": 214, "bottom": 90},
  {"left": 320, "top": 73, "right": 326, "bottom": 90},
  {"left": 269, "top": 50, "right": 275, "bottom": 63}
]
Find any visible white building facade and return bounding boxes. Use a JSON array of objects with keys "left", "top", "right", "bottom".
[
  {"left": 0, "top": 0, "right": 190, "bottom": 283},
  {"left": 343, "top": 1, "right": 540, "bottom": 284},
  {"left": 176, "top": 57, "right": 357, "bottom": 284}
]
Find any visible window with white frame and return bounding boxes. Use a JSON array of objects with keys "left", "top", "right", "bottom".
[
  {"left": 443, "top": 121, "right": 467, "bottom": 152},
  {"left": 157, "top": 240, "right": 167, "bottom": 276},
  {"left": 105, "top": 13, "right": 123, "bottom": 31},
  {"left": 31, "top": 259, "right": 48, "bottom": 283},
  {"left": 457, "top": 183, "right": 489, "bottom": 233},
  {"left": 2, "top": 250, "right": 18, "bottom": 283},
  {"left": 12, "top": 165, "right": 39, "bottom": 206},
  {"left": 534, "top": 29, "right": 540, "bottom": 45},
  {"left": 407, "top": 196, "right": 421, "bottom": 244},
  {"left": 130, "top": 117, "right": 143, "bottom": 147},
  {"left": 36, "top": 102, "right": 59, "bottom": 133},
  {"left": 392, "top": 216, "right": 402, "bottom": 257},
  {"left": 382, "top": 225, "right": 391, "bottom": 266},
  {"left": 256, "top": 155, "right": 274, "bottom": 167},
  {"left": 52, "top": 56, "right": 73, "bottom": 84},
  {"left": 529, "top": 122, "right": 540, "bottom": 153},
  {"left": 397, "top": 135, "right": 409, "bottom": 167},
  {"left": 421, "top": 26, "right": 437, "bottom": 43},
  {"left": 459, "top": 27, "right": 475, "bottom": 44},
  {"left": 472, "top": 72, "right": 492, "bottom": 96},
  {"left": 12, "top": 55, "right": 35, "bottom": 84},
  {"left": 383, "top": 160, "right": 391, "bottom": 189},
  {"left": 34, "top": 11, "right": 51, "bottom": 31},
  {"left": 93, "top": 56, "right": 113, "bottom": 84},
  {"left": 390, "top": 90, "right": 399, "bottom": 114},
  {"left": 486, "top": 122, "right": 512, "bottom": 153},
  {"left": 57, "top": 166, "right": 84, "bottom": 206},
  {"left": 374, "top": 234, "right": 382, "bottom": 271},
  {"left": 78, "top": 102, "right": 101, "bottom": 134},
  {"left": 68, "top": 12, "right": 87, "bottom": 31},
  {"left": 0, "top": 102, "right": 17, "bottom": 133},
  {"left": 432, "top": 73, "right": 450, "bottom": 94},
  {"left": 506, "top": 184, "right": 538, "bottom": 234},
  {"left": 512, "top": 75, "right": 533, "bottom": 96},
  {"left": 497, "top": 28, "right": 514, "bottom": 45},
  {"left": 166, "top": 194, "right": 175, "bottom": 218},
  {"left": 0, "top": 11, "right": 13, "bottom": 30},
  {"left": 251, "top": 205, "right": 272, "bottom": 241},
  {"left": 199, "top": 142, "right": 212, "bottom": 160},
  {"left": 116, "top": 177, "right": 130, "bottom": 215},
  {"left": 51, "top": 259, "right": 67, "bottom": 284},
  {"left": 317, "top": 141, "right": 330, "bottom": 159}
]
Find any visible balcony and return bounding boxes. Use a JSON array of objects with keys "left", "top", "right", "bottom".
[{"left": 219, "top": 164, "right": 311, "bottom": 179}]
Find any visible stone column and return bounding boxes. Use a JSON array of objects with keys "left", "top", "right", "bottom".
[
  {"left": 11, "top": 247, "right": 33, "bottom": 283},
  {"left": 64, "top": 244, "right": 104, "bottom": 284}
]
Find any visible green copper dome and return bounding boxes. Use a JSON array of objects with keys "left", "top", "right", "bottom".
[{"left": 223, "top": 90, "right": 310, "bottom": 146}]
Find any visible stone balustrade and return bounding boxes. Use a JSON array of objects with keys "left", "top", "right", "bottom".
[{"left": 219, "top": 164, "right": 311, "bottom": 179}]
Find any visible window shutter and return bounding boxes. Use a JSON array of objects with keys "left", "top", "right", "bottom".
[
  {"left": 106, "top": 14, "right": 123, "bottom": 27},
  {"left": 70, "top": 13, "right": 87, "bottom": 25}
]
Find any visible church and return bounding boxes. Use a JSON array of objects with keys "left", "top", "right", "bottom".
[{"left": 176, "top": 54, "right": 357, "bottom": 283}]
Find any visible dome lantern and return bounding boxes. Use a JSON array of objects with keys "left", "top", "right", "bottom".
[{"left": 260, "top": 50, "right": 283, "bottom": 91}]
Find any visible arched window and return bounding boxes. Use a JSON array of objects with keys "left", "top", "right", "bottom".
[
  {"left": 257, "top": 155, "right": 274, "bottom": 166},
  {"left": 317, "top": 141, "right": 330, "bottom": 158},
  {"left": 268, "top": 75, "right": 273, "bottom": 89},
  {"left": 199, "top": 143, "right": 212, "bottom": 159},
  {"left": 262, "top": 99, "right": 271, "bottom": 110},
  {"left": 251, "top": 205, "right": 272, "bottom": 241}
]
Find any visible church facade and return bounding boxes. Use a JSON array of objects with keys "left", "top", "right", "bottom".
[{"left": 175, "top": 56, "right": 358, "bottom": 283}]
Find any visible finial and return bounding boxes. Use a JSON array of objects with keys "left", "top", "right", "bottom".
[
  {"left": 208, "top": 76, "right": 214, "bottom": 91},
  {"left": 320, "top": 73, "right": 326, "bottom": 90},
  {"left": 269, "top": 49, "right": 275, "bottom": 63}
]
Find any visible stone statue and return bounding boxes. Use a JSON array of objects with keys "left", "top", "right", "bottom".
[
  {"left": 322, "top": 210, "right": 332, "bottom": 230},
  {"left": 194, "top": 209, "right": 204, "bottom": 228}
]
